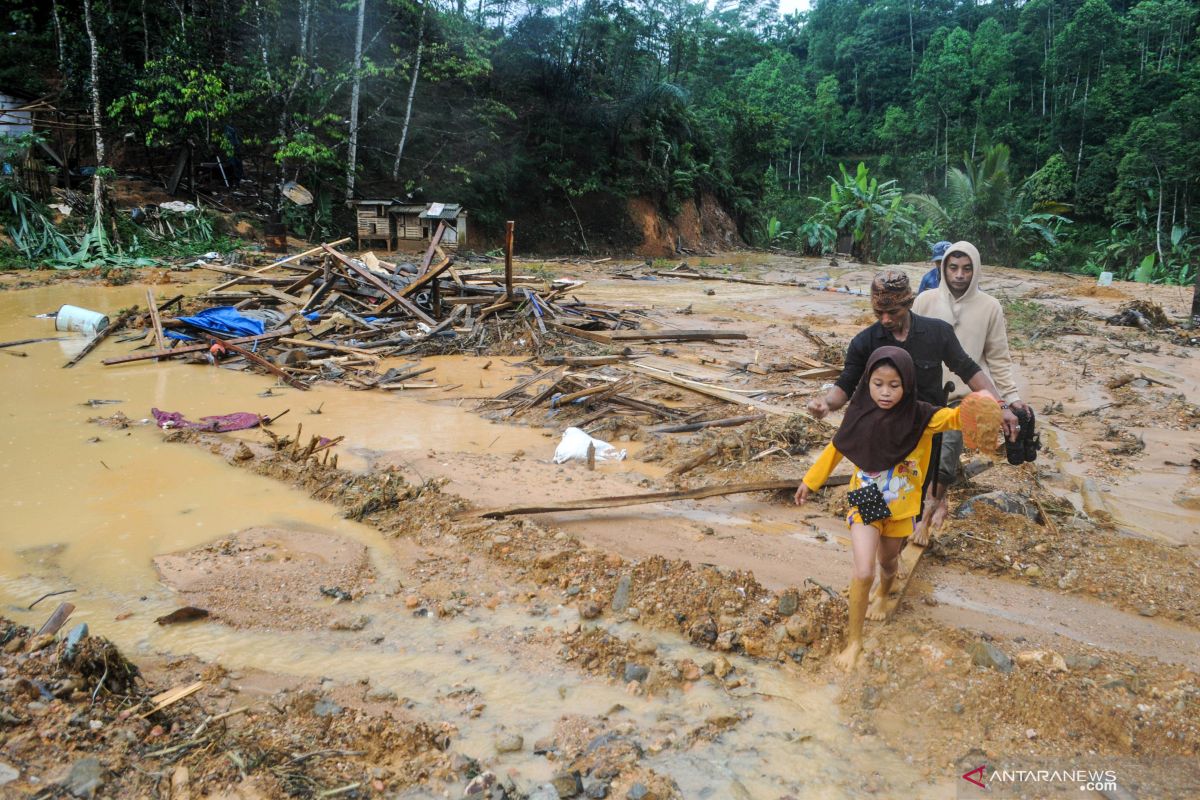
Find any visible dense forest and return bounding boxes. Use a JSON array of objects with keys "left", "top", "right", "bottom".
[{"left": 1, "top": 0, "right": 1197, "bottom": 284}]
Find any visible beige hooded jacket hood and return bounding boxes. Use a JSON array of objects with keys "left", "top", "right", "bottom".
[{"left": 912, "top": 241, "right": 1022, "bottom": 403}]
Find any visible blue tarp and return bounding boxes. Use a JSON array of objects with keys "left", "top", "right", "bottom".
[{"left": 166, "top": 307, "right": 266, "bottom": 341}]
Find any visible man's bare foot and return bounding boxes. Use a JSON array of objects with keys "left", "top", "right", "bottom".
[{"left": 835, "top": 640, "right": 863, "bottom": 671}]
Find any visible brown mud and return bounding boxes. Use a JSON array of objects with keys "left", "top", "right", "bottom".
[{"left": 1, "top": 252, "right": 1198, "bottom": 798}]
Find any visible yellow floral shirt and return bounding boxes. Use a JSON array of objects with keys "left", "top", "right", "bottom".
[{"left": 802, "top": 407, "right": 961, "bottom": 521}]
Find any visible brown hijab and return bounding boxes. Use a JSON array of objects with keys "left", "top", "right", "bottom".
[{"left": 832, "top": 346, "right": 938, "bottom": 472}]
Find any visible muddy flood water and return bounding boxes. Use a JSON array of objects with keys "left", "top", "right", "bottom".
[{"left": 0, "top": 282, "right": 955, "bottom": 798}]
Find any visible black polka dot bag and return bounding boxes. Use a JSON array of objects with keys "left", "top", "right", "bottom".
[{"left": 846, "top": 483, "right": 892, "bottom": 524}]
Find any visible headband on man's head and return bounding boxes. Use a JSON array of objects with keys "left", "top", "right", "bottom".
[{"left": 870, "top": 270, "right": 914, "bottom": 307}]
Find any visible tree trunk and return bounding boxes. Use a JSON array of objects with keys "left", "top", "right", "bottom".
[
  {"left": 83, "top": 0, "right": 106, "bottom": 235},
  {"left": 51, "top": 0, "right": 66, "bottom": 74},
  {"left": 345, "top": 0, "right": 367, "bottom": 203},
  {"left": 391, "top": 0, "right": 427, "bottom": 181},
  {"left": 140, "top": 0, "right": 149, "bottom": 64}
]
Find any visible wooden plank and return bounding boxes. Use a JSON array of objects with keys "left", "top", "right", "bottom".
[
  {"left": 63, "top": 307, "right": 139, "bottom": 369},
  {"left": 1, "top": 336, "right": 65, "bottom": 349},
  {"left": 398, "top": 256, "right": 453, "bottom": 298},
  {"left": 494, "top": 366, "right": 566, "bottom": 401},
  {"left": 545, "top": 321, "right": 614, "bottom": 344},
  {"left": 882, "top": 541, "right": 927, "bottom": 622},
  {"left": 141, "top": 681, "right": 204, "bottom": 718},
  {"left": 257, "top": 287, "right": 306, "bottom": 306},
  {"left": 647, "top": 414, "right": 765, "bottom": 434},
  {"left": 146, "top": 290, "right": 166, "bottom": 351},
  {"left": 34, "top": 602, "right": 75, "bottom": 637},
  {"left": 277, "top": 337, "right": 376, "bottom": 357},
  {"left": 102, "top": 330, "right": 289, "bottom": 365},
  {"left": 321, "top": 244, "right": 435, "bottom": 325},
  {"left": 215, "top": 337, "right": 308, "bottom": 390},
  {"left": 504, "top": 221, "right": 515, "bottom": 300},
  {"left": 623, "top": 362, "right": 802, "bottom": 418},
  {"left": 464, "top": 479, "right": 805, "bottom": 519},
  {"left": 607, "top": 329, "right": 748, "bottom": 342},
  {"left": 418, "top": 221, "right": 446, "bottom": 275}
]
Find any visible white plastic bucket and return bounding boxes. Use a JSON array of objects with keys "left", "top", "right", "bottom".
[
  {"left": 55, "top": 305, "right": 109, "bottom": 334},
  {"left": 1097, "top": 271, "right": 1114, "bottom": 287}
]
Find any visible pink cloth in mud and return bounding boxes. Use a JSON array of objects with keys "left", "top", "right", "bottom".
[{"left": 151, "top": 408, "right": 264, "bottom": 432}]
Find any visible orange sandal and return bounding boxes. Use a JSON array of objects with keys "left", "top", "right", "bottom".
[{"left": 959, "top": 390, "right": 1003, "bottom": 451}]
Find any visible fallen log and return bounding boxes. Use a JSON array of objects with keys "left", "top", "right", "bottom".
[
  {"left": 462, "top": 478, "right": 848, "bottom": 519},
  {"left": 1, "top": 336, "right": 64, "bottom": 349},
  {"left": 623, "top": 362, "right": 801, "bottom": 417}
]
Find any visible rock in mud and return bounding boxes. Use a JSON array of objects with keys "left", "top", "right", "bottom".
[
  {"left": 330, "top": 614, "right": 370, "bottom": 631},
  {"left": 611, "top": 575, "right": 632, "bottom": 613},
  {"left": 551, "top": 771, "right": 583, "bottom": 798},
  {"left": 495, "top": 732, "right": 524, "bottom": 753},
  {"left": 0, "top": 762, "right": 19, "bottom": 786},
  {"left": 626, "top": 784, "right": 651, "bottom": 800},
  {"left": 956, "top": 491, "right": 1040, "bottom": 521},
  {"left": 679, "top": 660, "right": 702, "bottom": 681},
  {"left": 312, "top": 697, "right": 343, "bottom": 717},
  {"left": 366, "top": 686, "right": 398, "bottom": 702},
  {"left": 623, "top": 663, "right": 649, "bottom": 683},
  {"left": 711, "top": 655, "right": 733, "bottom": 678},
  {"left": 528, "top": 785, "right": 559, "bottom": 800},
  {"left": 777, "top": 590, "right": 799, "bottom": 617},
  {"left": 464, "top": 771, "right": 498, "bottom": 796},
  {"left": 63, "top": 758, "right": 103, "bottom": 798},
  {"left": 579, "top": 601, "right": 602, "bottom": 620},
  {"left": 688, "top": 618, "right": 717, "bottom": 646},
  {"left": 1065, "top": 654, "right": 1101, "bottom": 671},
  {"left": 584, "top": 778, "right": 611, "bottom": 798},
  {"left": 968, "top": 640, "right": 1013, "bottom": 673},
  {"left": 785, "top": 615, "right": 815, "bottom": 644}
]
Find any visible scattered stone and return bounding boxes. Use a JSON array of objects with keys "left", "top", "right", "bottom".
[
  {"left": 330, "top": 615, "right": 370, "bottom": 631},
  {"left": 679, "top": 660, "right": 702, "bottom": 681},
  {"left": 1065, "top": 654, "right": 1102, "bottom": 671},
  {"left": 551, "top": 771, "right": 583, "bottom": 798},
  {"left": 566, "top": 585, "right": 581, "bottom": 597},
  {"left": 404, "top": 595, "right": 421, "bottom": 609},
  {"left": 1138, "top": 605, "right": 1159, "bottom": 617},
  {"left": 1025, "top": 728, "right": 1038, "bottom": 739},
  {"left": 527, "top": 785, "right": 559, "bottom": 800},
  {"left": 611, "top": 575, "right": 632, "bottom": 613},
  {"left": 623, "top": 663, "right": 649, "bottom": 683},
  {"left": 968, "top": 640, "right": 1013, "bottom": 673},
  {"left": 0, "top": 762, "right": 18, "bottom": 786},
  {"left": 624, "top": 607, "right": 640, "bottom": 620},
  {"left": 495, "top": 732, "right": 524, "bottom": 753},
  {"left": 956, "top": 491, "right": 1040, "bottom": 522},
  {"left": 689, "top": 618, "right": 717, "bottom": 645},
  {"left": 1023, "top": 565, "right": 1042, "bottom": 578},
  {"left": 532, "top": 737, "right": 556, "bottom": 755},
  {"left": 63, "top": 758, "right": 104, "bottom": 798},
  {"left": 777, "top": 590, "right": 799, "bottom": 617},
  {"left": 464, "top": 771, "right": 498, "bottom": 796},
  {"left": 627, "top": 784, "right": 650, "bottom": 800},
  {"left": 951, "top": 702, "right": 965, "bottom": 714},
  {"left": 579, "top": 601, "right": 602, "bottom": 620},
  {"left": 632, "top": 638, "right": 656, "bottom": 655},
  {"left": 712, "top": 655, "right": 733, "bottom": 678},
  {"left": 785, "top": 615, "right": 815, "bottom": 644},
  {"left": 1015, "top": 650, "right": 1067, "bottom": 672},
  {"left": 715, "top": 630, "right": 738, "bottom": 651},
  {"left": 365, "top": 686, "right": 398, "bottom": 702},
  {"left": 584, "top": 778, "right": 611, "bottom": 799},
  {"left": 312, "top": 698, "right": 343, "bottom": 717}
]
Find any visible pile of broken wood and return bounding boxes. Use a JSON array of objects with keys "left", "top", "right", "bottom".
[{"left": 83, "top": 235, "right": 673, "bottom": 388}]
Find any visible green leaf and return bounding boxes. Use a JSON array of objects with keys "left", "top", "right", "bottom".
[{"left": 1133, "top": 253, "right": 1156, "bottom": 283}]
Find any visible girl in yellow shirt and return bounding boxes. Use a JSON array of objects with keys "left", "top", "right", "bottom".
[{"left": 795, "top": 346, "right": 999, "bottom": 670}]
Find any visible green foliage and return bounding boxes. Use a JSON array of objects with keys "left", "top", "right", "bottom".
[
  {"left": 811, "top": 163, "right": 924, "bottom": 264},
  {"left": 109, "top": 56, "right": 247, "bottom": 151},
  {"left": 0, "top": 181, "right": 72, "bottom": 262}
]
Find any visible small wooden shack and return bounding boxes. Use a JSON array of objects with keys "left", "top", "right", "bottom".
[
  {"left": 420, "top": 202, "right": 467, "bottom": 248},
  {"left": 355, "top": 199, "right": 396, "bottom": 251}
]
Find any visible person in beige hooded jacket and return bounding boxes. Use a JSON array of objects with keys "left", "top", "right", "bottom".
[{"left": 911, "top": 241, "right": 1027, "bottom": 542}]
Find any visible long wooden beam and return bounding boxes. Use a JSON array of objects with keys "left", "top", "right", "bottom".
[
  {"left": 102, "top": 330, "right": 289, "bottom": 365},
  {"left": 321, "top": 244, "right": 436, "bottom": 325},
  {"left": 215, "top": 337, "right": 308, "bottom": 390},
  {"left": 463, "top": 478, "right": 853, "bottom": 520}
]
